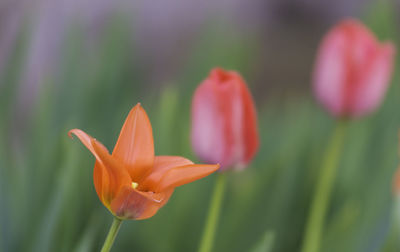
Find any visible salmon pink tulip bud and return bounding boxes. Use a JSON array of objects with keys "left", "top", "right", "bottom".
[
  {"left": 313, "top": 18, "right": 396, "bottom": 118},
  {"left": 191, "top": 67, "right": 259, "bottom": 171}
]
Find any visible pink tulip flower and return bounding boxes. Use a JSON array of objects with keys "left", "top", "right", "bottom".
[
  {"left": 313, "top": 18, "right": 396, "bottom": 118},
  {"left": 191, "top": 67, "right": 259, "bottom": 171}
]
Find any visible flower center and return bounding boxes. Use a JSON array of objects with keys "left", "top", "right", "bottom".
[{"left": 131, "top": 182, "right": 139, "bottom": 189}]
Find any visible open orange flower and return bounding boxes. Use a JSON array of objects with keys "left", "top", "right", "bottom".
[{"left": 69, "top": 103, "right": 219, "bottom": 220}]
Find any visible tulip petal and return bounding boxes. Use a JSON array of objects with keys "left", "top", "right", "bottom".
[
  {"left": 152, "top": 164, "right": 219, "bottom": 192},
  {"left": 192, "top": 69, "right": 241, "bottom": 168},
  {"left": 152, "top": 156, "right": 194, "bottom": 173},
  {"left": 110, "top": 185, "right": 174, "bottom": 220},
  {"left": 238, "top": 75, "right": 259, "bottom": 167},
  {"left": 69, "top": 129, "right": 109, "bottom": 203},
  {"left": 139, "top": 156, "right": 194, "bottom": 191},
  {"left": 352, "top": 42, "right": 395, "bottom": 116},
  {"left": 93, "top": 162, "right": 108, "bottom": 204},
  {"left": 69, "top": 129, "right": 131, "bottom": 205},
  {"left": 112, "top": 104, "right": 155, "bottom": 182},
  {"left": 92, "top": 139, "right": 131, "bottom": 201},
  {"left": 217, "top": 74, "right": 242, "bottom": 168},
  {"left": 313, "top": 25, "right": 348, "bottom": 116},
  {"left": 191, "top": 81, "right": 225, "bottom": 165},
  {"left": 68, "top": 129, "right": 98, "bottom": 156}
]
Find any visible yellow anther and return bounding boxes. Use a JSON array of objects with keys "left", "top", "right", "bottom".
[{"left": 131, "top": 182, "right": 139, "bottom": 189}]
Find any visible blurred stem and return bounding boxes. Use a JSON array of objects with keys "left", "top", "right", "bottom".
[
  {"left": 101, "top": 218, "right": 122, "bottom": 252},
  {"left": 383, "top": 196, "right": 400, "bottom": 250},
  {"left": 198, "top": 173, "right": 227, "bottom": 252},
  {"left": 301, "top": 120, "right": 348, "bottom": 252}
]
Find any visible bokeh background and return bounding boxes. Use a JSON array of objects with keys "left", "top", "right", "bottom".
[{"left": 1, "top": 0, "right": 400, "bottom": 251}]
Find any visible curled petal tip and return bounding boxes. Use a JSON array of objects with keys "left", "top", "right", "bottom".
[
  {"left": 68, "top": 131, "right": 74, "bottom": 139},
  {"left": 68, "top": 129, "right": 79, "bottom": 139}
]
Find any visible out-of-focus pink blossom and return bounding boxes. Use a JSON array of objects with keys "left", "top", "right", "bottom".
[
  {"left": 191, "top": 68, "right": 259, "bottom": 171},
  {"left": 313, "top": 18, "right": 396, "bottom": 118}
]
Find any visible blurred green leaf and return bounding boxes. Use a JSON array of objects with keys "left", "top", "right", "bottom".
[{"left": 251, "top": 231, "right": 275, "bottom": 252}]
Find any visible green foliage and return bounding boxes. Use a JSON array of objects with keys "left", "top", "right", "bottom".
[{"left": 251, "top": 231, "right": 275, "bottom": 252}]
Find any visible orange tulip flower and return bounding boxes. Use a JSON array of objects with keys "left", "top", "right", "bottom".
[{"left": 69, "top": 103, "right": 219, "bottom": 220}]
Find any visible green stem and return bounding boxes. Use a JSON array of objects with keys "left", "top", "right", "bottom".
[
  {"left": 198, "top": 173, "right": 227, "bottom": 252},
  {"left": 101, "top": 217, "right": 123, "bottom": 252},
  {"left": 383, "top": 196, "right": 400, "bottom": 250},
  {"left": 301, "top": 121, "right": 348, "bottom": 252}
]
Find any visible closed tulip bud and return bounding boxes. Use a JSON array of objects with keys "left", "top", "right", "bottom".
[
  {"left": 313, "top": 18, "right": 396, "bottom": 118},
  {"left": 191, "top": 67, "right": 259, "bottom": 171}
]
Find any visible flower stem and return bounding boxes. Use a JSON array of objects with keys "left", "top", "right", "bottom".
[
  {"left": 198, "top": 173, "right": 227, "bottom": 252},
  {"left": 101, "top": 217, "right": 123, "bottom": 252},
  {"left": 301, "top": 121, "right": 347, "bottom": 252}
]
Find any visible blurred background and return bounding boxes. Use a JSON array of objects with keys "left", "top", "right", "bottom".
[{"left": 0, "top": 0, "right": 399, "bottom": 251}]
